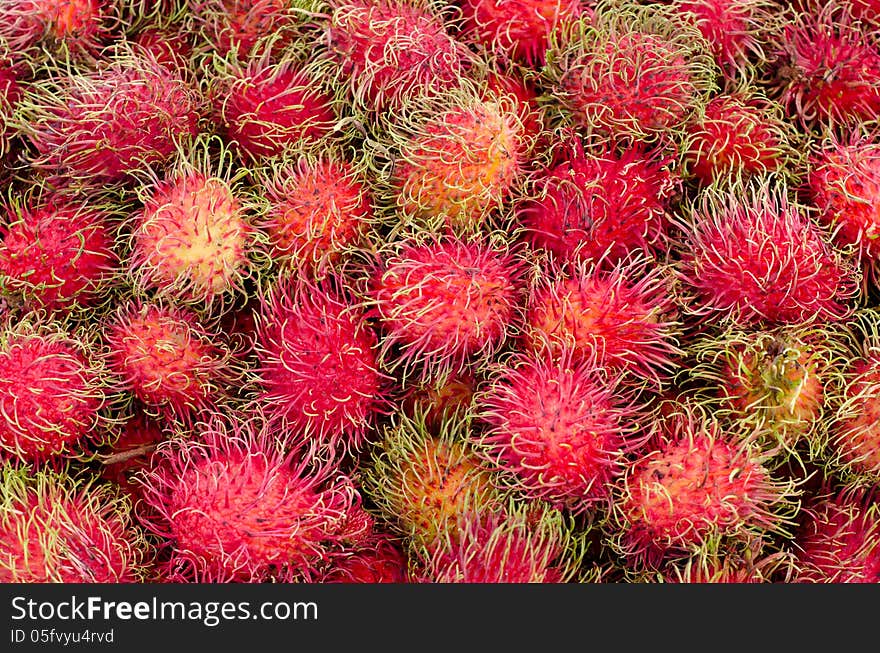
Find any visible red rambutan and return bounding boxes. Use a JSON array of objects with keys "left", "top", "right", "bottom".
[
  {"left": 0, "top": 0, "right": 117, "bottom": 58},
  {"left": 318, "top": 531, "right": 411, "bottom": 583}
]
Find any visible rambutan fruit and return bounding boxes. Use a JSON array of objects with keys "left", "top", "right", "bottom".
[
  {"left": 14, "top": 46, "right": 202, "bottom": 186},
  {"left": 767, "top": 1, "right": 880, "bottom": 128},
  {"left": 807, "top": 129, "right": 880, "bottom": 269},
  {"left": 399, "top": 370, "right": 477, "bottom": 433},
  {"left": 682, "top": 89, "right": 795, "bottom": 186},
  {"left": 792, "top": 484, "right": 880, "bottom": 583},
  {"left": 660, "top": 536, "right": 794, "bottom": 583},
  {"left": 673, "top": 177, "right": 858, "bottom": 329},
  {"left": 545, "top": 0, "right": 717, "bottom": 145},
  {"left": 412, "top": 500, "right": 584, "bottom": 583},
  {"left": 608, "top": 403, "right": 800, "bottom": 570},
  {"left": 210, "top": 41, "right": 338, "bottom": 162},
  {"left": 252, "top": 149, "right": 373, "bottom": 275},
  {"left": 827, "top": 309, "right": 880, "bottom": 483},
  {"left": 103, "top": 300, "right": 238, "bottom": 424},
  {"left": 524, "top": 253, "right": 684, "bottom": 389},
  {"left": 518, "top": 137, "right": 679, "bottom": 264},
  {"left": 98, "top": 412, "right": 166, "bottom": 500},
  {"left": 672, "top": 0, "right": 776, "bottom": 79},
  {"left": 137, "top": 413, "right": 362, "bottom": 582},
  {"left": 480, "top": 65, "right": 549, "bottom": 163},
  {"left": 686, "top": 323, "right": 849, "bottom": 460},
  {"left": 0, "top": 189, "right": 119, "bottom": 316},
  {"left": 0, "top": 315, "right": 108, "bottom": 464},
  {"left": 318, "top": 531, "right": 411, "bottom": 582},
  {"left": 362, "top": 409, "right": 509, "bottom": 548},
  {"left": 326, "top": 0, "right": 472, "bottom": 116},
  {"left": 128, "top": 138, "right": 260, "bottom": 311},
  {"left": 366, "top": 232, "right": 525, "bottom": 386},
  {"left": 474, "top": 347, "right": 650, "bottom": 513},
  {"left": 0, "top": 462, "right": 151, "bottom": 583},
  {"left": 456, "top": 0, "right": 585, "bottom": 66},
  {"left": 384, "top": 86, "right": 526, "bottom": 232},
  {"left": 129, "top": 21, "right": 197, "bottom": 75},
  {"left": 0, "top": 51, "right": 22, "bottom": 159},
  {"left": 252, "top": 272, "right": 385, "bottom": 453},
  {"left": 0, "top": 0, "right": 118, "bottom": 59}
]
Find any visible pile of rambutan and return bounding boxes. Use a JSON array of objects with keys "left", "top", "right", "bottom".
[{"left": 3, "top": 0, "right": 880, "bottom": 586}]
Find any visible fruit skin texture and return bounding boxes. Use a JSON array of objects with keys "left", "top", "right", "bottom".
[
  {"left": 830, "top": 354, "right": 880, "bottom": 481},
  {"left": 793, "top": 485, "right": 880, "bottom": 583},
  {"left": 0, "top": 319, "right": 106, "bottom": 463},
  {"left": 104, "top": 301, "right": 236, "bottom": 424},
  {"left": 15, "top": 49, "right": 202, "bottom": 185},
  {"left": 548, "top": 1, "right": 716, "bottom": 143},
  {"left": 137, "top": 414, "right": 364, "bottom": 583},
  {"left": 0, "top": 194, "right": 118, "bottom": 315},
  {"left": 327, "top": 0, "right": 470, "bottom": 115},
  {"left": 520, "top": 139, "right": 678, "bottom": 264},
  {"left": 368, "top": 234, "right": 524, "bottom": 385},
  {"left": 808, "top": 131, "right": 880, "bottom": 265},
  {"left": 254, "top": 274, "right": 385, "bottom": 453},
  {"left": 476, "top": 348, "right": 648, "bottom": 513},
  {"left": 524, "top": 254, "right": 683, "bottom": 389},
  {"left": 0, "top": 463, "right": 150, "bottom": 583},
  {"left": 611, "top": 406, "right": 798, "bottom": 569},
  {"left": 0, "top": 0, "right": 114, "bottom": 57},
  {"left": 129, "top": 162, "right": 255, "bottom": 309},
  {"left": 319, "top": 532, "right": 411, "bottom": 583},
  {"left": 675, "top": 179, "right": 857, "bottom": 328},
  {"left": 392, "top": 94, "right": 524, "bottom": 231}
]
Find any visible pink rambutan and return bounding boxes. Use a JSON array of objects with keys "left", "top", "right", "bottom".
[
  {"left": 475, "top": 348, "right": 649, "bottom": 513},
  {"left": 130, "top": 23, "right": 197, "bottom": 74},
  {"left": 15, "top": 47, "right": 202, "bottom": 186},
  {"left": 128, "top": 140, "right": 259, "bottom": 310},
  {"left": 546, "top": 1, "right": 716, "bottom": 144},
  {"left": 457, "top": 0, "right": 585, "bottom": 66},
  {"left": 807, "top": 129, "right": 880, "bottom": 266},
  {"left": 609, "top": 404, "right": 800, "bottom": 569},
  {"left": 327, "top": 0, "right": 472, "bottom": 115},
  {"left": 319, "top": 531, "right": 411, "bottom": 583},
  {"left": 793, "top": 484, "right": 880, "bottom": 583},
  {"left": 99, "top": 412, "right": 166, "bottom": 500},
  {"left": 0, "top": 0, "right": 117, "bottom": 58},
  {"left": 103, "top": 300, "right": 237, "bottom": 423},
  {"left": 0, "top": 53, "right": 21, "bottom": 158},
  {"left": 253, "top": 151, "right": 373, "bottom": 274},
  {"left": 0, "top": 316, "right": 107, "bottom": 464},
  {"left": 0, "top": 462, "right": 151, "bottom": 583},
  {"left": 519, "top": 138, "right": 679, "bottom": 264},
  {"left": 674, "top": 178, "right": 858, "bottom": 328},
  {"left": 524, "top": 254, "right": 684, "bottom": 388},
  {"left": 137, "top": 413, "right": 362, "bottom": 582},
  {"left": 481, "top": 66, "right": 549, "bottom": 163},
  {"left": 0, "top": 191, "right": 119, "bottom": 315},
  {"left": 768, "top": 2, "right": 880, "bottom": 128},
  {"left": 367, "top": 233, "right": 524, "bottom": 385},
  {"left": 682, "top": 90, "right": 793, "bottom": 186},
  {"left": 253, "top": 273, "right": 385, "bottom": 453},
  {"left": 212, "top": 44, "right": 337, "bottom": 162}
]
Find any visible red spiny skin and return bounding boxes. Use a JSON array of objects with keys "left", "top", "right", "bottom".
[
  {"left": 0, "top": 199, "right": 118, "bottom": 315},
  {"left": 319, "top": 533, "right": 411, "bottom": 583},
  {"left": 684, "top": 93, "right": 788, "bottom": 185},
  {"left": 519, "top": 142, "right": 678, "bottom": 264},
  {"left": 254, "top": 275, "right": 385, "bottom": 453},
  {"left": 0, "top": 328, "right": 104, "bottom": 463},
  {"left": 477, "top": 350, "right": 648, "bottom": 512},
  {"left": 831, "top": 356, "right": 880, "bottom": 478},
  {"left": 328, "top": 0, "right": 470, "bottom": 113},
  {"left": 131, "top": 170, "right": 254, "bottom": 305},
  {"left": 793, "top": 486, "right": 880, "bottom": 583},
  {"left": 849, "top": 0, "right": 880, "bottom": 26},
  {"left": 399, "top": 371, "right": 477, "bottom": 432},
  {"left": 104, "top": 302, "right": 234, "bottom": 422},
  {"left": 614, "top": 412, "right": 793, "bottom": 568},
  {"left": 138, "top": 418, "right": 362, "bottom": 582},
  {"left": 0, "top": 465, "right": 150, "bottom": 583},
  {"left": 0, "top": 0, "right": 113, "bottom": 56},
  {"left": 99, "top": 413, "right": 165, "bottom": 501},
  {"left": 217, "top": 60, "right": 336, "bottom": 162},
  {"left": 257, "top": 156, "right": 373, "bottom": 273},
  {"left": 808, "top": 134, "right": 880, "bottom": 262},
  {"left": 414, "top": 509, "right": 569, "bottom": 583},
  {"left": 188, "top": 0, "right": 297, "bottom": 57},
  {"left": 21, "top": 53, "right": 202, "bottom": 185},
  {"left": 483, "top": 69, "right": 548, "bottom": 162},
  {"left": 458, "top": 0, "right": 585, "bottom": 66},
  {"left": 0, "top": 59, "right": 21, "bottom": 156},
  {"left": 369, "top": 236, "right": 524, "bottom": 383},
  {"left": 676, "top": 183, "right": 856, "bottom": 328},
  {"left": 675, "top": 0, "right": 772, "bottom": 77},
  {"left": 525, "top": 257, "right": 683, "bottom": 387},
  {"left": 131, "top": 25, "right": 196, "bottom": 73},
  {"left": 771, "top": 7, "right": 880, "bottom": 128}
]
